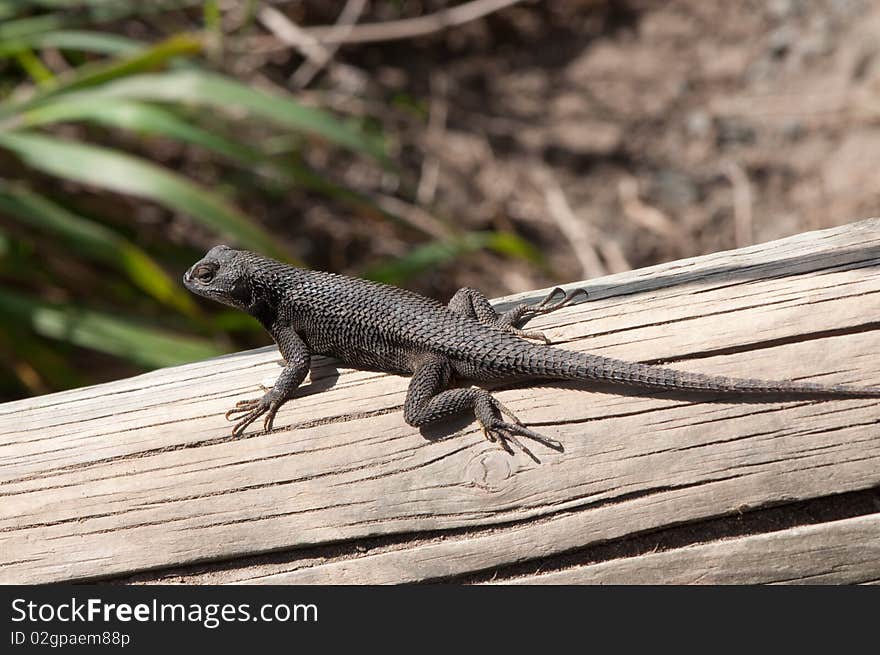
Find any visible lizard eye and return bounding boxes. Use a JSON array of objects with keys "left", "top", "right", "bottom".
[{"left": 194, "top": 264, "right": 217, "bottom": 283}]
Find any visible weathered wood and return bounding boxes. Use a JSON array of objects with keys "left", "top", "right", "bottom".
[
  {"left": 1, "top": 218, "right": 879, "bottom": 584},
  {"left": 503, "top": 513, "right": 880, "bottom": 584}
]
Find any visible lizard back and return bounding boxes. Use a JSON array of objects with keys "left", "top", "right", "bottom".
[
  {"left": 234, "top": 250, "right": 880, "bottom": 397},
  {"left": 242, "top": 251, "right": 558, "bottom": 377}
]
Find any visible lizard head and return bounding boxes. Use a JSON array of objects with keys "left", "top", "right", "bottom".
[{"left": 184, "top": 245, "right": 253, "bottom": 310}]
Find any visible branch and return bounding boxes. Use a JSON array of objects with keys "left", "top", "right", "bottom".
[{"left": 256, "top": 0, "right": 528, "bottom": 50}]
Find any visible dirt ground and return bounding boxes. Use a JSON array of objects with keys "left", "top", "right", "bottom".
[{"left": 283, "top": 0, "right": 880, "bottom": 298}]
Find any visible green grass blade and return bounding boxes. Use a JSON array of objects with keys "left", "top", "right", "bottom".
[
  {"left": 0, "top": 13, "right": 67, "bottom": 41},
  {"left": 18, "top": 98, "right": 259, "bottom": 163},
  {"left": 0, "top": 130, "right": 288, "bottom": 259},
  {"left": 12, "top": 48, "right": 55, "bottom": 85},
  {"left": 50, "top": 32, "right": 203, "bottom": 95},
  {"left": 483, "top": 231, "right": 543, "bottom": 263},
  {"left": 0, "top": 289, "right": 225, "bottom": 368},
  {"left": 5, "top": 0, "right": 202, "bottom": 12},
  {"left": 0, "top": 34, "right": 203, "bottom": 115},
  {"left": 203, "top": 0, "right": 223, "bottom": 60},
  {"left": 0, "top": 30, "right": 143, "bottom": 56},
  {"left": 58, "top": 69, "right": 387, "bottom": 160},
  {"left": 0, "top": 183, "right": 200, "bottom": 316},
  {"left": 16, "top": 97, "right": 386, "bottom": 213},
  {"left": 363, "top": 231, "right": 540, "bottom": 285},
  {"left": 363, "top": 233, "right": 489, "bottom": 284}
]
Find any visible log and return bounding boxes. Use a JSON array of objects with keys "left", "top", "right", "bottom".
[
  {"left": 1, "top": 218, "right": 879, "bottom": 585},
  {"left": 503, "top": 513, "right": 880, "bottom": 584}
]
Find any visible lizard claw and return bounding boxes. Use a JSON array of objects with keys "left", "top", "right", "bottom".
[
  {"left": 534, "top": 287, "right": 567, "bottom": 308},
  {"left": 490, "top": 397, "right": 525, "bottom": 426},
  {"left": 507, "top": 288, "right": 588, "bottom": 343},
  {"left": 225, "top": 394, "right": 280, "bottom": 437},
  {"left": 475, "top": 394, "right": 562, "bottom": 462},
  {"left": 528, "top": 287, "right": 588, "bottom": 316},
  {"left": 479, "top": 420, "right": 563, "bottom": 463}
]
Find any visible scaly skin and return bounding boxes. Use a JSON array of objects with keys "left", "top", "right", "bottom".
[{"left": 184, "top": 245, "right": 880, "bottom": 461}]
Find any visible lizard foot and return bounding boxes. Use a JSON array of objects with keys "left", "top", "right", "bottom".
[
  {"left": 480, "top": 421, "right": 564, "bottom": 463},
  {"left": 505, "top": 287, "right": 589, "bottom": 343},
  {"left": 527, "top": 286, "right": 588, "bottom": 317},
  {"left": 475, "top": 394, "right": 563, "bottom": 462},
  {"left": 225, "top": 393, "right": 281, "bottom": 437}
]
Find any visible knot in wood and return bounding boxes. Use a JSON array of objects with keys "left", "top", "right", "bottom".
[{"left": 465, "top": 450, "right": 513, "bottom": 491}]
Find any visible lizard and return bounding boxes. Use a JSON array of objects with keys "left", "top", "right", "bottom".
[{"left": 184, "top": 245, "right": 880, "bottom": 460}]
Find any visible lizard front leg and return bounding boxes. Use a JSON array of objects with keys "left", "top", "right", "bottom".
[
  {"left": 404, "top": 357, "right": 564, "bottom": 461},
  {"left": 226, "top": 325, "right": 310, "bottom": 437},
  {"left": 446, "top": 286, "right": 587, "bottom": 343}
]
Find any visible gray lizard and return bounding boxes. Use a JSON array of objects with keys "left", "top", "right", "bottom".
[{"left": 184, "top": 245, "right": 880, "bottom": 459}]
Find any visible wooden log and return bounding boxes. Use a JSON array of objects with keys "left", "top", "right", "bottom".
[
  {"left": 1, "top": 218, "right": 879, "bottom": 585},
  {"left": 501, "top": 513, "right": 880, "bottom": 584}
]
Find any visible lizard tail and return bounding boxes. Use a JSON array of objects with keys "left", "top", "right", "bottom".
[{"left": 539, "top": 350, "right": 880, "bottom": 397}]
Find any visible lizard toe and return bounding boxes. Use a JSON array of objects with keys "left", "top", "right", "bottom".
[
  {"left": 226, "top": 394, "right": 278, "bottom": 437},
  {"left": 230, "top": 409, "right": 264, "bottom": 437},
  {"left": 225, "top": 398, "right": 260, "bottom": 420},
  {"left": 526, "top": 287, "right": 588, "bottom": 318},
  {"left": 480, "top": 422, "right": 537, "bottom": 461},
  {"left": 479, "top": 418, "right": 563, "bottom": 462},
  {"left": 490, "top": 397, "right": 525, "bottom": 426},
  {"left": 534, "top": 287, "right": 566, "bottom": 309},
  {"left": 507, "top": 327, "right": 550, "bottom": 343},
  {"left": 262, "top": 401, "right": 281, "bottom": 432}
]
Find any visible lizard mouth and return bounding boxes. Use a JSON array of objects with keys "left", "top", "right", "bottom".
[
  {"left": 182, "top": 265, "right": 196, "bottom": 287},
  {"left": 182, "top": 264, "right": 205, "bottom": 292}
]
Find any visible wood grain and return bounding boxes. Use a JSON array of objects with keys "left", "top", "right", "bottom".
[
  {"left": 1, "top": 218, "right": 879, "bottom": 584},
  {"left": 503, "top": 513, "right": 880, "bottom": 584}
]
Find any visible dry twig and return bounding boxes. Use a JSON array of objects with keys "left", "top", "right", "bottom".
[
  {"left": 294, "top": 0, "right": 368, "bottom": 88},
  {"left": 538, "top": 169, "right": 607, "bottom": 279},
  {"left": 250, "top": 0, "right": 527, "bottom": 51},
  {"left": 372, "top": 194, "right": 454, "bottom": 241},
  {"left": 722, "top": 161, "right": 753, "bottom": 248},
  {"left": 258, "top": 7, "right": 327, "bottom": 67},
  {"left": 417, "top": 73, "right": 449, "bottom": 206},
  {"left": 258, "top": 2, "right": 368, "bottom": 89},
  {"left": 617, "top": 176, "right": 682, "bottom": 241},
  {"left": 307, "top": 0, "right": 525, "bottom": 44}
]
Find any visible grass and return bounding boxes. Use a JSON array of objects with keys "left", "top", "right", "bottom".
[{"left": 0, "top": 1, "right": 541, "bottom": 400}]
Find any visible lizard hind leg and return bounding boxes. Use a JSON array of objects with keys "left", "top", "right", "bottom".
[
  {"left": 446, "top": 286, "right": 587, "bottom": 344},
  {"left": 404, "top": 358, "right": 563, "bottom": 461}
]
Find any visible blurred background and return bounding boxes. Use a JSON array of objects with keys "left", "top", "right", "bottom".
[{"left": 1, "top": 0, "right": 878, "bottom": 402}]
